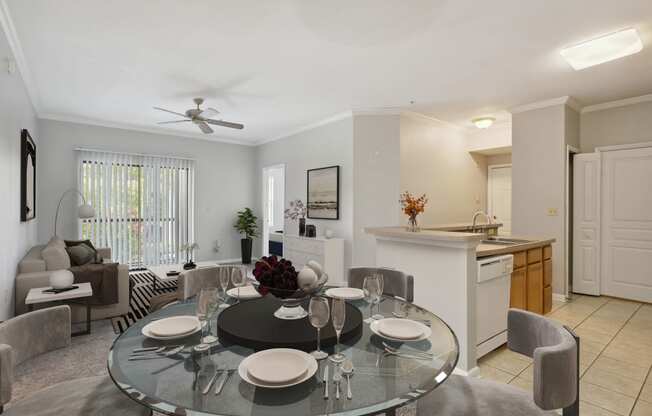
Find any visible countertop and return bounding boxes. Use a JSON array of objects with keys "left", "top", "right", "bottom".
[
  {"left": 476, "top": 236, "right": 556, "bottom": 258},
  {"left": 365, "top": 226, "right": 484, "bottom": 243},
  {"left": 423, "top": 222, "right": 503, "bottom": 232}
]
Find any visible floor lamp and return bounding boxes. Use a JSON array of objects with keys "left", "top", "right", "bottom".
[{"left": 53, "top": 189, "right": 95, "bottom": 237}]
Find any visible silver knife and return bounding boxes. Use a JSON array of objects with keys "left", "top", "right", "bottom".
[
  {"left": 214, "top": 370, "right": 232, "bottom": 395},
  {"left": 202, "top": 369, "right": 220, "bottom": 395},
  {"left": 323, "top": 364, "right": 329, "bottom": 400}
]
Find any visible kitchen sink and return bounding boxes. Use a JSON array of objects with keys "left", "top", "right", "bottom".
[{"left": 481, "top": 237, "right": 533, "bottom": 245}]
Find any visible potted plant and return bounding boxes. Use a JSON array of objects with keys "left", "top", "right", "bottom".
[
  {"left": 180, "top": 242, "right": 199, "bottom": 269},
  {"left": 284, "top": 199, "right": 307, "bottom": 236},
  {"left": 234, "top": 207, "right": 259, "bottom": 264}
]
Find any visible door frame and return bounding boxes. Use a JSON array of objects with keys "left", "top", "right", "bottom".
[
  {"left": 487, "top": 163, "right": 512, "bottom": 233},
  {"left": 564, "top": 145, "right": 580, "bottom": 299},
  {"left": 261, "top": 164, "right": 286, "bottom": 257}
]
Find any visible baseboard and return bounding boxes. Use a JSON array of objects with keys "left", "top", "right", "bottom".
[
  {"left": 454, "top": 366, "right": 480, "bottom": 377},
  {"left": 553, "top": 293, "right": 568, "bottom": 302}
]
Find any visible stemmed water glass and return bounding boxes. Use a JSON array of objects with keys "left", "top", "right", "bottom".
[
  {"left": 218, "top": 268, "right": 230, "bottom": 308},
  {"left": 231, "top": 267, "right": 246, "bottom": 303},
  {"left": 329, "top": 297, "right": 346, "bottom": 363},
  {"left": 196, "top": 287, "right": 220, "bottom": 346},
  {"left": 309, "top": 296, "right": 330, "bottom": 360},
  {"left": 363, "top": 274, "right": 384, "bottom": 321}
]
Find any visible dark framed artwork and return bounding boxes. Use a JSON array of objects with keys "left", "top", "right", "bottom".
[
  {"left": 307, "top": 165, "right": 339, "bottom": 220},
  {"left": 20, "top": 129, "right": 36, "bottom": 222}
]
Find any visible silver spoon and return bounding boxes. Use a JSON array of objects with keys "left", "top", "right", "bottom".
[{"left": 341, "top": 360, "right": 354, "bottom": 400}]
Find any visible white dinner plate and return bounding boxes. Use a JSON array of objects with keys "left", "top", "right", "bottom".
[
  {"left": 370, "top": 318, "right": 432, "bottom": 342},
  {"left": 227, "top": 286, "right": 261, "bottom": 300},
  {"left": 325, "top": 287, "right": 365, "bottom": 300},
  {"left": 246, "top": 349, "right": 309, "bottom": 384},
  {"left": 239, "top": 349, "right": 318, "bottom": 388},
  {"left": 142, "top": 317, "right": 203, "bottom": 340},
  {"left": 147, "top": 316, "right": 200, "bottom": 337}
]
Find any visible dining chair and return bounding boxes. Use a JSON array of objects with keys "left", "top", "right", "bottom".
[
  {"left": 0, "top": 305, "right": 150, "bottom": 416},
  {"left": 347, "top": 267, "right": 414, "bottom": 302},
  {"left": 417, "top": 308, "right": 579, "bottom": 416}
]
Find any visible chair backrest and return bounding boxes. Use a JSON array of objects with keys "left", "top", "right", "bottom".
[
  {"left": 507, "top": 309, "right": 578, "bottom": 412},
  {"left": 178, "top": 265, "right": 242, "bottom": 300},
  {"left": 347, "top": 267, "right": 414, "bottom": 302}
]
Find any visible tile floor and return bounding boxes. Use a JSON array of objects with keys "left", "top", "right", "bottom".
[{"left": 477, "top": 295, "right": 652, "bottom": 416}]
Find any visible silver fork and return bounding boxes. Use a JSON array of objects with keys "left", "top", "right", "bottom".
[
  {"left": 382, "top": 342, "right": 433, "bottom": 358},
  {"left": 131, "top": 344, "right": 184, "bottom": 356},
  {"left": 333, "top": 366, "right": 342, "bottom": 400},
  {"left": 128, "top": 345, "right": 185, "bottom": 360}
]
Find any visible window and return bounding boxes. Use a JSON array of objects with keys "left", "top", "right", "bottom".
[
  {"left": 267, "top": 175, "right": 275, "bottom": 227},
  {"left": 78, "top": 150, "right": 195, "bottom": 267}
]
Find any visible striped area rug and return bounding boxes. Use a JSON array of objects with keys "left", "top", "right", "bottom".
[{"left": 111, "top": 270, "right": 177, "bottom": 334}]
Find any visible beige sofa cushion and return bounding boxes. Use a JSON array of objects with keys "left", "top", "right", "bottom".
[
  {"left": 18, "top": 245, "right": 47, "bottom": 274},
  {"left": 41, "top": 237, "right": 71, "bottom": 271}
]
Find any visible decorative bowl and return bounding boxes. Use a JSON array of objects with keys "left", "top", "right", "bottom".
[{"left": 253, "top": 273, "right": 328, "bottom": 320}]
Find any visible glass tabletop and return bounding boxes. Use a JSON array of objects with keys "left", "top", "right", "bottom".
[{"left": 108, "top": 291, "right": 459, "bottom": 416}]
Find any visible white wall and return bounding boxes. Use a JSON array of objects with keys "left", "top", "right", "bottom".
[
  {"left": 486, "top": 153, "right": 512, "bottom": 166},
  {"left": 255, "top": 117, "right": 354, "bottom": 270},
  {"left": 0, "top": 32, "right": 39, "bottom": 319},
  {"left": 352, "top": 114, "right": 401, "bottom": 266},
  {"left": 466, "top": 123, "right": 512, "bottom": 153},
  {"left": 36, "top": 119, "right": 256, "bottom": 262},
  {"left": 400, "top": 113, "right": 487, "bottom": 227},
  {"left": 580, "top": 100, "right": 652, "bottom": 152}
]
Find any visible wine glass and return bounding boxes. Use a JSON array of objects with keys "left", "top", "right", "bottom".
[
  {"left": 309, "top": 296, "right": 330, "bottom": 360},
  {"left": 372, "top": 273, "right": 384, "bottom": 320},
  {"left": 197, "top": 287, "right": 220, "bottom": 345},
  {"left": 231, "top": 267, "right": 246, "bottom": 303},
  {"left": 363, "top": 274, "right": 383, "bottom": 322},
  {"left": 329, "top": 297, "right": 346, "bottom": 363},
  {"left": 218, "top": 267, "right": 230, "bottom": 308}
]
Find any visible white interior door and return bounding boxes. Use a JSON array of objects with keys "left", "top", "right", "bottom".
[
  {"left": 488, "top": 165, "right": 512, "bottom": 234},
  {"left": 572, "top": 153, "right": 601, "bottom": 296},
  {"left": 601, "top": 147, "right": 652, "bottom": 303}
]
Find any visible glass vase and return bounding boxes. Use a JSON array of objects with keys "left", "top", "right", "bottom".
[{"left": 407, "top": 216, "right": 419, "bottom": 232}]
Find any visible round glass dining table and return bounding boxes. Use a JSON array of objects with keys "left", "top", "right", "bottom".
[{"left": 108, "top": 290, "right": 459, "bottom": 416}]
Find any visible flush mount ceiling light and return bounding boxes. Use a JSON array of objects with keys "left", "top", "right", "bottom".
[
  {"left": 472, "top": 117, "right": 495, "bottom": 129},
  {"left": 560, "top": 28, "right": 643, "bottom": 70}
]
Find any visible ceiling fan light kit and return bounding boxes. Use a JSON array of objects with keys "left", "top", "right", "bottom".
[{"left": 154, "top": 97, "right": 244, "bottom": 134}]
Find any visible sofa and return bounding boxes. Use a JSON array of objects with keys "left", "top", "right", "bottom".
[{"left": 15, "top": 243, "right": 129, "bottom": 323}]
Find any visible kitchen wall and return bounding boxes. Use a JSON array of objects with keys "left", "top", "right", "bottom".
[
  {"left": 255, "top": 116, "right": 354, "bottom": 270},
  {"left": 36, "top": 119, "right": 256, "bottom": 262},
  {"left": 580, "top": 99, "right": 652, "bottom": 152},
  {"left": 400, "top": 113, "right": 487, "bottom": 227},
  {"left": 0, "top": 31, "right": 39, "bottom": 319}
]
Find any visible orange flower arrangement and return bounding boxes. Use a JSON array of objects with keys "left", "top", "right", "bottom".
[{"left": 399, "top": 191, "right": 428, "bottom": 231}]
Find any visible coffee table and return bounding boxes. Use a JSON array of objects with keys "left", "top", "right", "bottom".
[
  {"left": 147, "top": 260, "right": 255, "bottom": 292},
  {"left": 25, "top": 282, "right": 93, "bottom": 336}
]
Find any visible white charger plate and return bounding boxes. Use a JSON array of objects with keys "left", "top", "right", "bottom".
[
  {"left": 227, "top": 286, "right": 261, "bottom": 300},
  {"left": 325, "top": 287, "right": 365, "bottom": 300},
  {"left": 142, "top": 317, "right": 203, "bottom": 340},
  {"left": 246, "top": 349, "right": 309, "bottom": 384},
  {"left": 370, "top": 318, "right": 432, "bottom": 342},
  {"left": 238, "top": 349, "right": 318, "bottom": 389}
]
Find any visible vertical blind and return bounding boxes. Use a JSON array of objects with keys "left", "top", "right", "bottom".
[{"left": 77, "top": 150, "right": 195, "bottom": 267}]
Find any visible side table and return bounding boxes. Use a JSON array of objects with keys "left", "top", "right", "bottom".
[{"left": 25, "top": 283, "right": 93, "bottom": 336}]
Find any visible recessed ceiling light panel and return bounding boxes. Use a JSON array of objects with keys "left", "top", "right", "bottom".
[
  {"left": 472, "top": 117, "right": 495, "bottom": 129},
  {"left": 560, "top": 28, "right": 643, "bottom": 70}
]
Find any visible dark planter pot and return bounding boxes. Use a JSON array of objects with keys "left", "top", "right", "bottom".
[
  {"left": 299, "top": 218, "right": 306, "bottom": 236},
  {"left": 241, "top": 238, "right": 253, "bottom": 264}
]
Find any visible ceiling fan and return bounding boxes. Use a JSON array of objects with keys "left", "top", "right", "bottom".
[{"left": 153, "top": 98, "right": 244, "bottom": 133}]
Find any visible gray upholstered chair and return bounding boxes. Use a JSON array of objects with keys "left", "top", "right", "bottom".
[
  {"left": 149, "top": 265, "right": 242, "bottom": 312},
  {"left": 417, "top": 309, "right": 579, "bottom": 416},
  {"left": 348, "top": 267, "right": 414, "bottom": 302},
  {"left": 0, "top": 305, "right": 150, "bottom": 416}
]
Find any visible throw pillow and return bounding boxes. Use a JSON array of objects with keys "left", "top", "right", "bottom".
[
  {"left": 65, "top": 239, "right": 101, "bottom": 263},
  {"left": 66, "top": 244, "right": 96, "bottom": 266},
  {"left": 42, "top": 240, "right": 71, "bottom": 271}
]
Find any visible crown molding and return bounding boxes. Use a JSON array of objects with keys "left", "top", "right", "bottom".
[
  {"left": 401, "top": 111, "right": 469, "bottom": 131},
  {"left": 581, "top": 94, "right": 652, "bottom": 114},
  {"left": 0, "top": 0, "right": 42, "bottom": 113},
  {"left": 39, "top": 113, "right": 256, "bottom": 146},
  {"left": 351, "top": 106, "right": 403, "bottom": 116},
  {"left": 255, "top": 111, "right": 353, "bottom": 146},
  {"left": 509, "top": 96, "right": 582, "bottom": 114}
]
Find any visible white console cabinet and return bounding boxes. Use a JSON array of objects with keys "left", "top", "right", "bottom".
[{"left": 283, "top": 235, "right": 344, "bottom": 284}]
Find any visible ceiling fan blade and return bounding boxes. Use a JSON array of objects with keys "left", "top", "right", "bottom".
[
  {"left": 195, "top": 121, "right": 214, "bottom": 134},
  {"left": 157, "top": 119, "right": 192, "bottom": 124},
  {"left": 205, "top": 119, "right": 245, "bottom": 130},
  {"left": 201, "top": 107, "right": 220, "bottom": 118},
  {"left": 153, "top": 106, "right": 189, "bottom": 119}
]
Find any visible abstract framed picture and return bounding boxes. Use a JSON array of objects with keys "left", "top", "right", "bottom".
[
  {"left": 307, "top": 165, "right": 339, "bottom": 220},
  {"left": 20, "top": 129, "right": 36, "bottom": 222}
]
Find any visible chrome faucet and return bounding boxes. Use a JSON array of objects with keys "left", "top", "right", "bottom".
[{"left": 471, "top": 211, "right": 492, "bottom": 233}]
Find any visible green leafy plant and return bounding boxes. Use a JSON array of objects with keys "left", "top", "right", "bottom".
[{"left": 234, "top": 208, "right": 259, "bottom": 240}]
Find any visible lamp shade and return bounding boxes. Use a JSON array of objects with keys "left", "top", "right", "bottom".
[{"left": 78, "top": 204, "right": 96, "bottom": 219}]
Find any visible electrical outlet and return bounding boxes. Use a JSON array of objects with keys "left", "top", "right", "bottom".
[{"left": 547, "top": 208, "right": 558, "bottom": 216}]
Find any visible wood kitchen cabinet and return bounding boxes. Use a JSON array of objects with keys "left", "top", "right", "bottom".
[{"left": 509, "top": 244, "right": 553, "bottom": 315}]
